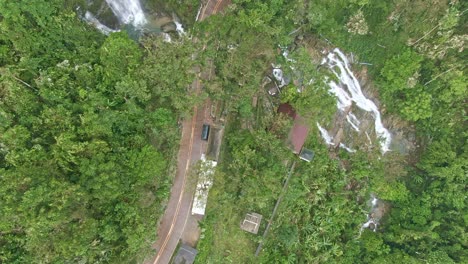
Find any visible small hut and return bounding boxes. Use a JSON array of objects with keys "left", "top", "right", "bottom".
[
  {"left": 299, "top": 148, "right": 315, "bottom": 162},
  {"left": 173, "top": 244, "right": 198, "bottom": 264},
  {"left": 240, "top": 212, "right": 263, "bottom": 234}
]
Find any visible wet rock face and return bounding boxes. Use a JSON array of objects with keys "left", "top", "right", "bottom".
[
  {"left": 370, "top": 198, "right": 387, "bottom": 222},
  {"left": 85, "top": 0, "right": 120, "bottom": 29},
  {"left": 359, "top": 196, "right": 389, "bottom": 234},
  {"left": 161, "top": 21, "right": 177, "bottom": 33}
]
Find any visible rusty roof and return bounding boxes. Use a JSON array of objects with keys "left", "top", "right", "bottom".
[
  {"left": 290, "top": 121, "right": 308, "bottom": 154},
  {"left": 277, "top": 104, "right": 309, "bottom": 154},
  {"left": 277, "top": 103, "right": 297, "bottom": 119}
]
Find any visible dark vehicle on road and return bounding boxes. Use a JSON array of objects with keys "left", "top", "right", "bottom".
[{"left": 201, "top": 124, "right": 210, "bottom": 141}]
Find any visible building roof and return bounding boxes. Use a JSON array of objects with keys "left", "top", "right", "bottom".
[
  {"left": 240, "top": 213, "right": 263, "bottom": 234},
  {"left": 299, "top": 148, "right": 315, "bottom": 162},
  {"left": 191, "top": 155, "right": 217, "bottom": 216},
  {"left": 277, "top": 104, "right": 309, "bottom": 154},
  {"left": 173, "top": 244, "right": 198, "bottom": 264},
  {"left": 289, "top": 115, "right": 309, "bottom": 154}
]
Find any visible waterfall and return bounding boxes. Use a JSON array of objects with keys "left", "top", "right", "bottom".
[
  {"left": 359, "top": 195, "right": 383, "bottom": 235},
  {"left": 279, "top": 46, "right": 391, "bottom": 153},
  {"left": 105, "top": 0, "right": 147, "bottom": 27},
  {"left": 324, "top": 49, "right": 392, "bottom": 153}
]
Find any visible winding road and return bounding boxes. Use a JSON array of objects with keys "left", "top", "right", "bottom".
[{"left": 148, "top": 1, "right": 230, "bottom": 263}]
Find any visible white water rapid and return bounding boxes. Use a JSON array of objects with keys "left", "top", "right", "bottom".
[
  {"left": 319, "top": 49, "right": 392, "bottom": 153},
  {"left": 105, "top": 0, "right": 147, "bottom": 27},
  {"left": 340, "top": 143, "right": 356, "bottom": 153},
  {"left": 346, "top": 113, "right": 361, "bottom": 132},
  {"left": 162, "top": 33, "right": 172, "bottom": 43},
  {"left": 317, "top": 123, "right": 335, "bottom": 146},
  {"left": 84, "top": 11, "right": 118, "bottom": 35},
  {"left": 317, "top": 123, "right": 356, "bottom": 153},
  {"left": 174, "top": 21, "right": 186, "bottom": 36},
  {"left": 359, "top": 195, "right": 383, "bottom": 236}
]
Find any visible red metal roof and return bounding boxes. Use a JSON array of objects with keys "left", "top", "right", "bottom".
[
  {"left": 290, "top": 118, "right": 308, "bottom": 154},
  {"left": 277, "top": 104, "right": 309, "bottom": 154}
]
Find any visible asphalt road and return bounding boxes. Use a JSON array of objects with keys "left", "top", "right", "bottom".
[{"left": 148, "top": 1, "right": 230, "bottom": 263}]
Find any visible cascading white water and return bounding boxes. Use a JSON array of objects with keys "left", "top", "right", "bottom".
[
  {"left": 320, "top": 48, "right": 392, "bottom": 153},
  {"left": 105, "top": 0, "right": 147, "bottom": 27},
  {"left": 280, "top": 46, "right": 390, "bottom": 153},
  {"left": 346, "top": 113, "right": 361, "bottom": 132},
  {"left": 359, "top": 195, "right": 382, "bottom": 235},
  {"left": 174, "top": 21, "right": 186, "bottom": 36},
  {"left": 172, "top": 13, "right": 187, "bottom": 36},
  {"left": 340, "top": 143, "right": 356, "bottom": 153},
  {"left": 84, "top": 11, "right": 118, "bottom": 35},
  {"left": 317, "top": 123, "right": 357, "bottom": 153},
  {"left": 317, "top": 123, "right": 335, "bottom": 146},
  {"left": 162, "top": 33, "right": 172, "bottom": 43}
]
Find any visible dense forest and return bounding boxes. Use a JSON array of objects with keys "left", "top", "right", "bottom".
[
  {"left": 0, "top": 0, "right": 199, "bottom": 262},
  {"left": 194, "top": 0, "right": 467, "bottom": 263},
  {"left": 0, "top": 0, "right": 466, "bottom": 263}
]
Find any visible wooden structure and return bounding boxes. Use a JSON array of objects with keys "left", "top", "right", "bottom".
[{"left": 240, "top": 212, "right": 263, "bottom": 234}]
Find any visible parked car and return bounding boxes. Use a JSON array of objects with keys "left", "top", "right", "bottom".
[{"left": 201, "top": 124, "right": 210, "bottom": 141}]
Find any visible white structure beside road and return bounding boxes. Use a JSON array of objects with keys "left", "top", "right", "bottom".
[{"left": 191, "top": 155, "right": 217, "bottom": 216}]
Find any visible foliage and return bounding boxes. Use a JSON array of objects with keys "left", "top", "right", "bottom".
[
  {"left": 346, "top": 10, "right": 369, "bottom": 35},
  {"left": 281, "top": 47, "right": 336, "bottom": 124},
  {"left": 140, "top": 36, "right": 200, "bottom": 113},
  {"left": 260, "top": 140, "right": 360, "bottom": 263},
  {"left": 1, "top": 0, "right": 466, "bottom": 263},
  {"left": 196, "top": 0, "right": 467, "bottom": 263},
  {"left": 0, "top": 2, "right": 187, "bottom": 263},
  {"left": 196, "top": 119, "right": 292, "bottom": 263},
  {"left": 379, "top": 49, "right": 433, "bottom": 121}
]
